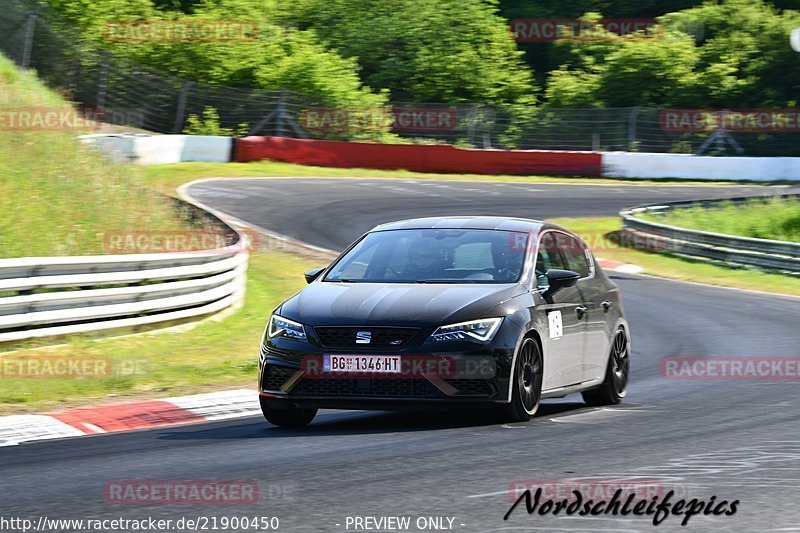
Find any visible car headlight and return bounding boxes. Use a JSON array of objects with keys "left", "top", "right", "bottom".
[
  {"left": 428, "top": 318, "right": 503, "bottom": 343},
  {"left": 267, "top": 314, "right": 307, "bottom": 341}
]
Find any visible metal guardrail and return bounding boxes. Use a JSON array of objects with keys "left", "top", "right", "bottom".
[
  {"left": 620, "top": 194, "right": 800, "bottom": 275},
  {"left": 0, "top": 214, "right": 248, "bottom": 343}
]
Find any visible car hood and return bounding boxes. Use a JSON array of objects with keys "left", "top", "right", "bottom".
[{"left": 279, "top": 282, "right": 527, "bottom": 327}]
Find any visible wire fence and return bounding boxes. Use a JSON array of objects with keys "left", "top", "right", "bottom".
[{"left": 2, "top": 0, "right": 799, "bottom": 156}]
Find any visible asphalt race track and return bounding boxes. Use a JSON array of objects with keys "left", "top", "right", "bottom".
[
  {"left": 184, "top": 178, "right": 799, "bottom": 251},
  {"left": 3, "top": 178, "right": 800, "bottom": 532}
]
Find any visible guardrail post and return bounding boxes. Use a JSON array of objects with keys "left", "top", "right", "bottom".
[
  {"left": 627, "top": 107, "right": 639, "bottom": 151},
  {"left": 173, "top": 81, "right": 193, "bottom": 133},
  {"left": 96, "top": 58, "right": 109, "bottom": 119},
  {"left": 695, "top": 110, "right": 744, "bottom": 155},
  {"left": 466, "top": 105, "right": 476, "bottom": 148},
  {"left": 276, "top": 90, "right": 287, "bottom": 137},
  {"left": 21, "top": 6, "right": 44, "bottom": 69}
]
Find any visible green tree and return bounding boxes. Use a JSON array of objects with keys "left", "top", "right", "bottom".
[
  {"left": 281, "top": 0, "right": 537, "bottom": 105},
  {"left": 46, "top": 0, "right": 156, "bottom": 38},
  {"left": 664, "top": 0, "right": 800, "bottom": 107},
  {"left": 544, "top": 0, "right": 800, "bottom": 108},
  {"left": 47, "top": 0, "right": 387, "bottom": 111}
]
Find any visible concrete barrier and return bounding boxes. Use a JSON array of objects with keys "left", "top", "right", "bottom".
[
  {"left": 80, "top": 134, "right": 232, "bottom": 165},
  {"left": 602, "top": 152, "right": 800, "bottom": 181},
  {"left": 234, "top": 136, "right": 603, "bottom": 176},
  {"left": 80, "top": 133, "right": 800, "bottom": 182}
]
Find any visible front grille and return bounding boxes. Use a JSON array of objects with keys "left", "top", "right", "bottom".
[
  {"left": 313, "top": 327, "right": 419, "bottom": 350},
  {"left": 292, "top": 378, "right": 440, "bottom": 398},
  {"left": 262, "top": 364, "right": 298, "bottom": 391},
  {"left": 444, "top": 379, "right": 493, "bottom": 396}
]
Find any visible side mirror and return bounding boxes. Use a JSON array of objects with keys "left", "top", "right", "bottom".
[
  {"left": 304, "top": 267, "right": 325, "bottom": 284},
  {"left": 544, "top": 268, "right": 580, "bottom": 295}
]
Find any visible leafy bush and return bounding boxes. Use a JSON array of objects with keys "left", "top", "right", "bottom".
[
  {"left": 544, "top": 0, "right": 800, "bottom": 109},
  {"left": 183, "top": 106, "right": 249, "bottom": 136}
]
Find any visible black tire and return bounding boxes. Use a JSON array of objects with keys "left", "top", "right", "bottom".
[
  {"left": 260, "top": 396, "right": 317, "bottom": 427},
  {"left": 582, "top": 328, "right": 629, "bottom": 406},
  {"left": 498, "top": 337, "right": 543, "bottom": 422}
]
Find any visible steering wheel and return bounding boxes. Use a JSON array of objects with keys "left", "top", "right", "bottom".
[
  {"left": 495, "top": 267, "right": 518, "bottom": 281},
  {"left": 386, "top": 265, "right": 404, "bottom": 278}
]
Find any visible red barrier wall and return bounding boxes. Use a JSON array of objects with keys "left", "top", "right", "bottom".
[{"left": 234, "top": 136, "right": 602, "bottom": 176}]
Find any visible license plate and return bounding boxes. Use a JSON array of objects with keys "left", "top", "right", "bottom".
[{"left": 323, "top": 354, "right": 402, "bottom": 374}]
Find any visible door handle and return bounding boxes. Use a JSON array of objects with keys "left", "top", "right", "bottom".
[
  {"left": 601, "top": 300, "right": 613, "bottom": 311},
  {"left": 576, "top": 306, "right": 588, "bottom": 317}
]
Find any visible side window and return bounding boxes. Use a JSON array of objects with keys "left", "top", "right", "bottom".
[
  {"left": 555, "top": 233, "right": 592, "bottom": 278},
  {"left": 535, "top": 232, "right": 567, "bottom": 289},
  {"left": 328, "top": 238, "right": 379, "bottom": 280}
]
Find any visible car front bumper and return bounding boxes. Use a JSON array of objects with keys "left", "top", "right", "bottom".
[{"left": 258, "top": 323, "right": 521, "bottom": 410}]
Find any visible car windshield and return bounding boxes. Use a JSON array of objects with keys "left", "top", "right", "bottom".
[{"left": 324, "top": 228, "right": 529, "bottom": 283}]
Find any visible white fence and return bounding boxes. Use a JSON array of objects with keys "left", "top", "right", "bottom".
[
  {"left": 602, "top": 152, "right": 800, "bottom": 181},
  {"left": 80, "top": 134, "right": 232, "bottom": 165},
  {"left": 0, "top": 236, "right": 248, "bottom": 342}
]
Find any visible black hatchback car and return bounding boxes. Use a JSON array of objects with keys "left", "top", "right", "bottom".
[{"left": 258, "top": 217, "right": 630, "bottom": 426}]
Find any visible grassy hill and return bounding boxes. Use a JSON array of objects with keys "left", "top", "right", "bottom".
[{"left": 0, "top": 53, "right": 194, "bottom": 258}]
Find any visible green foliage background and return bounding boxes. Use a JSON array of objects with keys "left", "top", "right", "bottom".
[{"left": 44, "top": 0, "right": 800, "bottom": 110}]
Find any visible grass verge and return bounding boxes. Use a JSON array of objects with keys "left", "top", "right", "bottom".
[
  {"left": 138, "top": 160, "right": 759, "bottom": 195},
  {"left": 549, "top": 217, "right": 800, "bottom": 296},
  {"left": 639, "top": 196, "right": 800, "bottom": 242}
]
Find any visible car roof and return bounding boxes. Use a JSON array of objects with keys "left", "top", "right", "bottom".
[{"left": 371, "top": 216, "right": 554, "bottom": 233}]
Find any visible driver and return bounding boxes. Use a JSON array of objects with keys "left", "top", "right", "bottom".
[
  {"left": 403, "top": 240, "right": 447, "bottom": 279},
  {"left": 492, "top": 238, "right": 523, "bottom": 282}
]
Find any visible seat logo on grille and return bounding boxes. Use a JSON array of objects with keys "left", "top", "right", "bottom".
[{"left": 355, "top": 331, "right": 372, "bottom": 344}]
